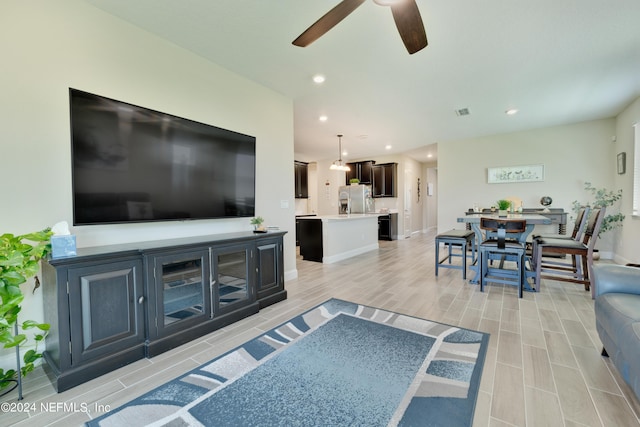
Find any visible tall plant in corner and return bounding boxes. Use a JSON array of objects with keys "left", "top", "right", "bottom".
[
  {"left": 0, "top": 229, "right": 52, "bottom": 390},
  {"left": 571, "top": 182, "right": 624, "bottom": 236}
]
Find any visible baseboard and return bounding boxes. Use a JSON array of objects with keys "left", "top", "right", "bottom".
[
  {"left": 284, "top": 269, "right": 298, "bottom": 281},
  {"left": 322, "top": 243, "right": 379, "bottom": 264}
]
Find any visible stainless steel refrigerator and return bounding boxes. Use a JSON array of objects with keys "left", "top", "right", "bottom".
[{"left": 338, "top": 185, "right": 375, "bottom": 214}]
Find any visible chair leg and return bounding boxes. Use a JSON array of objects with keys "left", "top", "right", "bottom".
[
  {"left": 479, "top": 250, "right": 485, "bottom": 292},
  {"left": 519, "top": 254, "right": 524, "bottom": 298},
  {"left": 582, "top": 254, "right": 590, "bottom": 292},
  {"left": 435, "top": 241, "right": 440, "bottom": 276},
  {"left": 462, "top": 242, "right": 467, "bottom": 280},
  {"left": 587, "top": 252, "right": 595, "bottom": 298},
  {"left": 534, "top": 245, "right": 542, "bottom": 292},
  {"left": 574, "top": 254, "right": 582, "bottom": 277}
]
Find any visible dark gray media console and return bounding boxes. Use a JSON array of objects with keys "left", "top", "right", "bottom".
[{"left": 41, "top": 231, "right": 286, "bottom": 392}]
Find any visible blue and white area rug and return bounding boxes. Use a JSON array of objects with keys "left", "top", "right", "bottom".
[{"left": 87, "top": 299, "right": 489, "bottom": 427}]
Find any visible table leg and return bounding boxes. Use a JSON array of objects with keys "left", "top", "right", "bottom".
[{"left": 468, "top": 223, "right": 483, "bottom": 284}]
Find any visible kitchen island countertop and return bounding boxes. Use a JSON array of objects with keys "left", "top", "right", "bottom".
[{"left": 296, "top": 213, "right": 385, "bottom": 221}]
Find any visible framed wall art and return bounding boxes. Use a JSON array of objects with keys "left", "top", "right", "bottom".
[
  {"left": 617, "top": 152, "right": 626, "bottom": 174},
  {"left": 487, "top": 164, "right": 544, "bottom": 184}
]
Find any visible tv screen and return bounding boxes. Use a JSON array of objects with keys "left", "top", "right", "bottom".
[{"left": 69, "top": 89, "right": 256, "bottom": 225}]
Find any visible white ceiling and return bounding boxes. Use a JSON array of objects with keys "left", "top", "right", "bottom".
[{"left": 85, "top": 0, "right": 640, "bottom": 164}]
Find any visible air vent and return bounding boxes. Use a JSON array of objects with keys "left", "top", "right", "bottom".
[{"left": 455, "top": 108, "right": 470, "bottom": 116}]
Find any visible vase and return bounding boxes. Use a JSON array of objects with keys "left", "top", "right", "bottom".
[{"left": 498, "top": 209, "right": 508, "bottom": 217}]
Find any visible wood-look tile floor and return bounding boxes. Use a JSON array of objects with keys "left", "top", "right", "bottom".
[{"left": 3, "top": 230, "right": 640, "bottom": 426}]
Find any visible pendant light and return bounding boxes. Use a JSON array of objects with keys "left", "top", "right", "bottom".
[{"left": 329, "top": 134, "right": 350, "bottom": 171}]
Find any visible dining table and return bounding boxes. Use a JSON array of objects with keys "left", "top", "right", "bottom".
[{"left": 457, "top": 213, "right": 553, "bottom": 285}]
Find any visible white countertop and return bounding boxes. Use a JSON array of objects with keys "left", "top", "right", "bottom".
[{"left": 296, "top": 214, "right": 381, "bottom": 221}]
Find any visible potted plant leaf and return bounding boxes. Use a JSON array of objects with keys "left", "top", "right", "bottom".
[
  {"left": 496, "top": 199, "right": 511, "bottom": 217},
  {"left": 571, "top": 182, "right": 624, "bottom": 237},
  {"left": 0, "top": 229, "right": 52, "bottom": 396},
  {"left": 250, "top": 216, "right": 266, "bottom": 232},
  {"left": 349, "top": 178, "right": 360, "bottom": 185}
]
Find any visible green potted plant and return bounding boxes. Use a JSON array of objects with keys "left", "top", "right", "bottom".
[
  {"left": 0, "top": 229, "right": 52, "bottom": 394},
  {"left": 349, "top": 178, "right": 360, "bottom": 185},
  {"left": 571, "top": 182, "right": 624, "bottom": 237},
  {"left": 496, "top": 199, "right": 511, "bottom": 217},
  {"left": 250, "top": 216, "right": 265, "bottom": 232}
]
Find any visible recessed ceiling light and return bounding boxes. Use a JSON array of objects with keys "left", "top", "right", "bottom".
[
  {"left": 319, "top": 115, "right": 328, "bottom": 122},
  {"left": 505, "top": 108, "right": 519, "bottom": 115},
  {"left": 385, "top": 145, "right": 392, "bottom": 150},
  {"left": 427, "top": 153, "right": 433, "bottom": 158},
  {"left": 312, "top": 74, "right": 325, "bottom": 84}
]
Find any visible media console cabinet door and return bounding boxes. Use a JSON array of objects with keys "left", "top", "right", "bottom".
[
  {"left": 146, "top": 249, "right": 212, "bottom": 339},
  {"left": 211, "top": 243, "right": 253, "bottom": 315},
  {"left": 256, "top": 238, "right": 281, "bottom": 294},
  {"left": 67, "top": 259, "right": 145, "bottom": 366}
]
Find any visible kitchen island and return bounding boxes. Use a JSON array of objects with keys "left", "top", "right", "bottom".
[{"left": 297, "top": 214, "right": 379, "bottom": 263}]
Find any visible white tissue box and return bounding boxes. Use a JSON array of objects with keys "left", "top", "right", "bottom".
[{"left": 51, "top": 235, "right": 77, "bottom": 258}]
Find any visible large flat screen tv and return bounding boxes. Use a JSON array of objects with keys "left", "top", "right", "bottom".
[{"left": 69, "top": 88, "right": 256, "bottom": 225}]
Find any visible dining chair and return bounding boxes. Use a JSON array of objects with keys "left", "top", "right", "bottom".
[
  {"left": 435, "top": 229, "right": 476, "bottom": 279},
  {"left": 479, "top": 217, "right": 527, "bottom": 297},
  {"left": 533, "top": 205, "right": 590, "bottom": 242},
  {"left": 532, "top": 207, "right": 605, "bottom": 298}
]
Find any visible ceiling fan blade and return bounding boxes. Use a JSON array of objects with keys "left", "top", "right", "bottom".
[
  {"left": 292, "top": 0, "right": 366, "bottom": 47},
  {"left": 390, "top": 0, "right": 427, "bottom": 54}
]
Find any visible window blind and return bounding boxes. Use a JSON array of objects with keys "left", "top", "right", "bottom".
[{"left": 633, "top": 123, "right": 640, "bottom": 216}]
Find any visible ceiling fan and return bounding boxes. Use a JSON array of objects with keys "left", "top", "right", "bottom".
[{"left": 292, "top": 0, "right": 427, "bottom": 54}]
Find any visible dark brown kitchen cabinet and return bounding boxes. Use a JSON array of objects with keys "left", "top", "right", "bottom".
[
  {"left": 294, "top": 161, "right": 308, "bottom": 198},
  {"left": 378, "top": 213, "right": 398, "bottom": 240},
  {"left": 346, "top": 160, "right": 375, "bottom": 185},
  {"left": 373, "top": 163, "right": 397, "bottom": 198}
]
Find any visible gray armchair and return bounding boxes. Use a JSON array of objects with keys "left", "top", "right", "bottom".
[{"left": 593, "top": 264, "right": 640, "bottom": 400}]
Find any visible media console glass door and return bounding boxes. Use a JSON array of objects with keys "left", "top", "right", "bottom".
[
  {"left": 149, "top": 249, "right": 212, "bottom": 337},
  {"left": 211, "top": 243, "right": 252, "bottom": 315},
  {"left": 163, "top": 258, "right": 204, "bottom": 324}
]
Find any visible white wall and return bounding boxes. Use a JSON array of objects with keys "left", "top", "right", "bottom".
[
  {"left": 313, "top": 159, "right": 346, "bottom": 215},
  {"left": 403, "top": 156, "right": 425, "bottom": 235},
  {"left": 438, "top": 118, "right": 617, "bottom": 251},
  {"left": 424, "top": 165, "right": 438, "bottom": 231},
  {"left": 1, "top": 1, "right": 295, "bottom": 366},
  {"left": 613, "top": 96, "right": 640, "bottom": 264}
]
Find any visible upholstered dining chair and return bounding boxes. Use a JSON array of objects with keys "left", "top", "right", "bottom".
[
  {"left": 479, "top": 217, "right": 527, "bottom": 297},
  {"left": 531, "top": 207, "right": 605, "bottom": 298}
]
